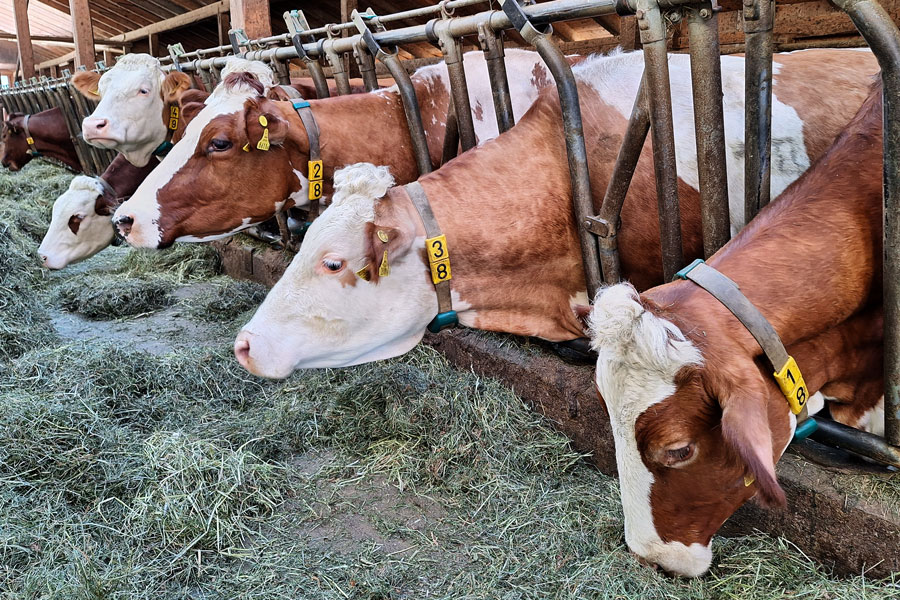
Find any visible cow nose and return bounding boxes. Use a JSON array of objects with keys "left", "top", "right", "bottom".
[
  {"left": 39, "top": 254, "right": 48, "bottom": 267},
  {"left": 86, "top": 117, "right": 108, "bottom": 131},
  {"left": 114, "top": 215, "right": 133, "bottom": 237},
  {"left": 234, "top": 334, "right": 252, "bottom": 369},
  {"left": 630, "top": 551, "right": 660, "bottom": 571}
]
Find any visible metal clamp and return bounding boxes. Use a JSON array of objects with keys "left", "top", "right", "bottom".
[
  {"left": 284, "top": 10, "right": 330, "bottom": 99},
  {"left": 228, "top": 29, "right": 250, "bottom": 57}
]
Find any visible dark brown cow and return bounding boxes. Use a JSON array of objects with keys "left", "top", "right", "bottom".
[
  {"left": 1, "top": 107, "right": 81, "bottom": 172},
  {"left": 586, "top": 80, "right": 885, "bottom": 577}
]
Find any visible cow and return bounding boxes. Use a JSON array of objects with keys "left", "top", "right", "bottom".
[
  {"left": 229, "top": 48, "right": 879, "bottom": 378},
  {"left": 37, "top": 88, "right": 210, "bottom": 269},
  {"left": 1, "top": 107, "right": 81, "bottom": 172},
  {"left": 584, "top": 79, "right": 885, "bottom": 577},
  {"left": 71, "top": 55, "right": 265, "bottom": 167},
  {"left": 111, "top": 48, "right": 564, "bottom": 247}
]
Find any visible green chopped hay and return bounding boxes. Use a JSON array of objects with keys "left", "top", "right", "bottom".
[
  {"left": 184, "top": 278, "right": 268, "bottom": 322},
  {"left": 53, "top": 274, "right": 175, "bottom": 319},
  {"left": 2, "top": 162, "right": 900, "bottom": 598}
]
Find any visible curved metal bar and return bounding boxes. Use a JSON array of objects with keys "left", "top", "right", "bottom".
[
  {"left": 478, "top": 18, "right": 515, "bottom": 134},
  {"left": 321, "top": 37, "right": 352, "bottom": 96},
  {"left": 353, "top": 39, "right": 380, "bottom": 92},
  {"left": 431, "top": 19, "right": 477, "bottom": 152}
]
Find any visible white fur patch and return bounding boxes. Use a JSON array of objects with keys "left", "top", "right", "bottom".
[
  {"left": 220, "top": 57, "right": 277, "bottom": 93},
  {"left": 38, "top": 176, "right": 114, "bottom": 269}
]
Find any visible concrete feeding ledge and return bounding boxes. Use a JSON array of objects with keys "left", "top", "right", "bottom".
[{"left": 217, "top": 238, "right": 900, "bottom": 578}]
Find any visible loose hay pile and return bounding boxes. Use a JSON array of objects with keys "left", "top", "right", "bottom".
[{"left": 1, "top": 162, "right": 899, "bottom": 598}]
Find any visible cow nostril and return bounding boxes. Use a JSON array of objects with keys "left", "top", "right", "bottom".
[
  {"left": 234, "top": 337, "right": 251, "bottom": 368},
  {"left": 115, "top": 215, "right": 134, "bottom": 237},
  {"left": 39, "top": 254, "right": 48, "bottom": 265},
  {"left": 95, "top": 118, "right": 108, "bottom": 130}
]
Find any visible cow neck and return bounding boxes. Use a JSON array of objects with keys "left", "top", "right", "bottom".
[
  {"left": 26, "top": 107, "right": 81, "bottom": 171},
  {"left": 390, "top": 96, "right": 588, "bottom": 342}
]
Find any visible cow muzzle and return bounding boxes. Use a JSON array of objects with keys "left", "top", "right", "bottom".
[
  {"left": 82, "top": 116, "right": 116, "bottom": 146},
  {"left": 114, "top": 214, "right": 133, "bottom": 238}
]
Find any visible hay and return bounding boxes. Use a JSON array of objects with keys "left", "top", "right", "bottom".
[
  {"left": 184, "top": 278, "right": 268, "bottom": 323},
  {"left": 53, "top": 274, "right": 174, "bottom": 319},
  {"left": 2, "top": 162, "right": 900, "bottom": 598}
]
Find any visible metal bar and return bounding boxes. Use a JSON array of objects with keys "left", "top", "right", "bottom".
[
  {"left": 285, "top": 11, "right": 331, "bottom": 99},
  {"left": 743, "top": 0, "right": 775, "bottom": 224},
  {"left": 478, "top": 19, "right": 515, "bottom": 134},
  {"left": 353, "top": 39, "right": 380, "bottom": 92},
  {"left": 809, "top": 418, "right": 900, "bottom": 468},
  {"left": 501, "top": 0, "right": 601, "bottom": 299},
  {"left": 637, "top": 0, "right": 684, "bottom": 281},
  {"left": 829, "top": 0, "right": 900, "bottom": 447},
  {"left": 321, "top": 37, "right": 353, "bottom": 96},
  {"left": 586, "top": 79, "right": 651, "bottom": 284},
  {"left": 687, "top": 3, "right": 730, "bottom": 257},
  {"left": 432, "top": 20, "right": 477, "bottom": 152}
]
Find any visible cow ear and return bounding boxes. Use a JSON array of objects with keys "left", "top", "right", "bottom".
[
  {"left": 161, "top": 71, "right": 193, "bottom": 103},
  {"left": 361, "top": 219, "right": 416, "bottom": 284},
  {"left": 266, "top": 86, "right": 292, "bottom": 101},
  {"left": 718, "top": 374, "right": 786, "bottom": 508},
  {"left": 179, "top": 101, "right": 205, "bottom": 127},
  {"left": 243, "top": 97, "right": 288, "bottom": 150},
  {"left": 72, "top": 71, "right": 102, "bottom": 98}
]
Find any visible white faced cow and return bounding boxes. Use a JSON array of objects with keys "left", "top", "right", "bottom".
[{"left": 38, "top": 176, "right": 117, "bottom": 269}]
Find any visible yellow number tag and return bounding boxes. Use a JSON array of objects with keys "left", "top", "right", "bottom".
[
  {"left": 256, "top": 128, "right": 270, "bottom": 151},
  {"left": 425, "top": 235, "right": 452, "bottom": 284},
  {"left": 773, "top": 355, "right": 808, "bottom": 415},
  {"left": 308, "top": 179, "right": 323, "bottom": 201},
  {"left": 308, "top": 159, "right": 323, "bottom": 182},
  {"left": 430, "top": 258, "right": 451, "bottom": 284},
  {"left": 25, "top": 137, "right": 34, "bottom": 145},
  {"left": 168, "top": 106, "right": 179, "bottom": 130}
]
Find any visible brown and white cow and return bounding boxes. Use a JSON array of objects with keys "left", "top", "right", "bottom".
[
  {"left": 231, "top": 49, "right": 878, "bottom": 377},
  {"left": 585, "top": 80, "right": 885, "bottom": 577},
  {"left": 37, "top": 89, "right": 209, "bottom": 269},
  {"left": 112, "top": 49, "right": 562, "bottom": 247},
  {"left": 1, "top": 108, "right": 81, "bottom": 172}
]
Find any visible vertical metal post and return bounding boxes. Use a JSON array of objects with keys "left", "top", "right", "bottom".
[
  {"left": 743, "top": 0, "right": 774, "bottom": 224},
  {"left": 687, "top": 3, "right": 730, "bottom": 257},
  {"left": 500, "top": 0, "right": 601, "bottom": 298},
  {"left": 353, "top": 40, "right": 379, "bottom": 92},
  {"left": 284, "top": 10, "right": 331, "bottom": 99},
  {"left": 441, "top": 96, "right": 460, "bottom": 164},
  {"left": 322, "top": 34, "right": 352, "bottom": 96},
  {"left": 431, "top": 20, "right": 478, "bottom": 152},
  {"left": 586, "top": 79, "right": 651, "bottom": 284},
  {"left": 636, "top": 0, "right": 684, "bottom": 281},
  {"left": 270, "top": 58, "right": 292, "bottom": 86},
  {"left": 477, "top": 19, "right": 515, "bottom": 134},
  {"left": 830, "top": 0, "right": 900, "bottom": 447}
]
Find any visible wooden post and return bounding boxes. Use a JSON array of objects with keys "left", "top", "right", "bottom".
[
  {"left": 69, "top": 0, "right": 96, "bottom": 69},
  {"left": 230, "top": 0, "right": 271, "bottom": 39},
  {"left": 102, "top": 48, "right": 115, "bottom": 67},
  {"left": 13, "top": 0, "right": 35, "bottom": 80},
  {"left": 217, "top": 9, "right": 230, "bottom": 52},
  {"left": 50, "top": 64, "right": 60, "bottom": 79},
  {"left": 341, "top": 0, "right": 359, "bottom": 78},
  {"left": 148, "top": 32, "right": 159, "bottom": 57}
]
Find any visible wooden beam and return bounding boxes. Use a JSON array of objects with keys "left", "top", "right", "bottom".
[
  {"left": 69, "top": 0, "right": 96, "bottom": 69},
  {"left": 13, "top": 0, "right": 35, "bottom": 80},
  {"left": 50, "top": 63, "right": 60, "bottom": 78},
  {"left": 0, "top": 33, "right": 128, "bottom": 46},
  {"left": 217, "top": 8, "right": 229, "bottom": 53},
  {"left": 148, "top": 32, "right": 159, "bottom": 57},
  {"left": 229, "top": 0, "right": 269, "bottom": 39},
  {"left": 35, "top": 46, "right": 123, "bottom": 70},
  {"left": 111, "top": 1, "right": 230, "bottom": 43}
]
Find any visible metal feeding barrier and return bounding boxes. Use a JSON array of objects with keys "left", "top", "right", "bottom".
[{"left": 1, "top": 0, "right": 899, "bottom": 467}]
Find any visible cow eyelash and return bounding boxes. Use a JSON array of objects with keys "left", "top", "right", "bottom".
[
  {"left": 323, "top": 258, "right": 344, "bottom": 272},
  {"left": 208, "top": 139, "right": 232, "bottom": 152}
]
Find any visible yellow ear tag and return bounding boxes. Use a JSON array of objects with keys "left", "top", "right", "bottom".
[
  {"left": 242, "top": 143, "right": 250, "bottom": 152},
  {"left": 89, "top": 88, "right": 99, "bottom": 96},
  {"left": 168, "top": 105, "right": 179, "bottom": 130},
  {"left": 744, "top": 474, "right": 756, "bottom": 487},
  {"left": 355, "top": 265, "right": 371, "bottom": 281},
  {"left": 379, "top": 250, "right": 390, "bottom": 277},
  {"left": 256, "top": 115, "right": 270, "bottom": 151},
  {"left": 376, "top": 230, "right": 389, "bottom": 243},
  {"left": 25, "top": 137, "right": 34, "bottom": 145}
]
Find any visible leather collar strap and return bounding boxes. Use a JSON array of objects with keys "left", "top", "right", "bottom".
[
  {"left": 675, "top": 259, "right": 817, "bottom": 440},
  {"left": 405, "top": 181, "right": 458, "bottom": 333},
  {"left": 290, "top": 99, "right": 324, "bottom": 219},
  {"left": 22, "top": 114, "right": 41, "bottom": 156},
  {"left": 153, "top": 104, "right": 180, "bottom": 158}
]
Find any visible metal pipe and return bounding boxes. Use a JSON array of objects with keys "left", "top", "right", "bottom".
[
  {"left": 586, "top": 79, "right": 651, "bottom": 284},
  {"left": 353, "top": 40, "right": 380, "bottom": 92},
  {"left": 637, "top": 0, "right": 684, "bottom": 281},
  {"left": 478, "top": 19, "right": 515, "bottom": 134},
  {"left": 687, "top": 3, "right": 730, "bottom": 257},
  {"left": 432, "top": 20, "right": 477, "bottom": 152},
  {"left": 501, "top": 0, "right": 601, "bottom": 299},
  {"left": 829, "top": 0, "right": 900, "bottom": 447},
  {"left": 743, "top": 0, "right": 775, "bottom": 224},
  {"left": 321, "top": 37, "right": 352, "bottom": 96},
  {"left": 809, "top": 418, "right": 900, "bottom": 468}
]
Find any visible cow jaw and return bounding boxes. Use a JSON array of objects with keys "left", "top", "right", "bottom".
[
  {"left": 588, "top": 284, "right": 712, "bottom": 577},
  {"left": 38, "top": 176, "right": 114, "bottom": 269},
  {"left": 84, "top": 54, "right": 166, "bottom": 167}
]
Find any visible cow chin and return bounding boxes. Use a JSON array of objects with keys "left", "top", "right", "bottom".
[{"left": 627, "top": 538, "right": 713, "bottom": 578}]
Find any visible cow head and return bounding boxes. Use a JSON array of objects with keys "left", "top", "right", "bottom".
[
  {"left": 112, "top": 63, "right": 302, "bottom": 248},
  {"left": 586, "top": 283, "right": 792, "bottom": 577},
  {"left": 73, "top": 54, "right": 192, "bottom": 167},
  {"left": 38, "top": 176, "right": 117, "bottom": 269},
  {"left": 1, "top": 111, "right": 33, "bottom": 171},
  {"left": 234, "top": 163, "right": 437, "bottom": 377}
]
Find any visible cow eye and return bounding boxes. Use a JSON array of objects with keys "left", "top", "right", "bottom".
[
  {"left": 208, "top": 138, "right": 232, "bottom": 152},
  {"left": 139, "top": 87, "right": 150, "bottom": 95},
  {"left": 659, "top": 442, "right": 696, "bottom": 468},
  {"left": 323, "top": 258, "right": 344, "bottom": 272}
]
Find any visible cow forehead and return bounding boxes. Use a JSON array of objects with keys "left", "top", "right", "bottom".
[
  {"left": 99, "top": 65, "right": 161, "bottom": 96},
  {"left": 53, "top": 177, "right": 102, "bottom": 217}
]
